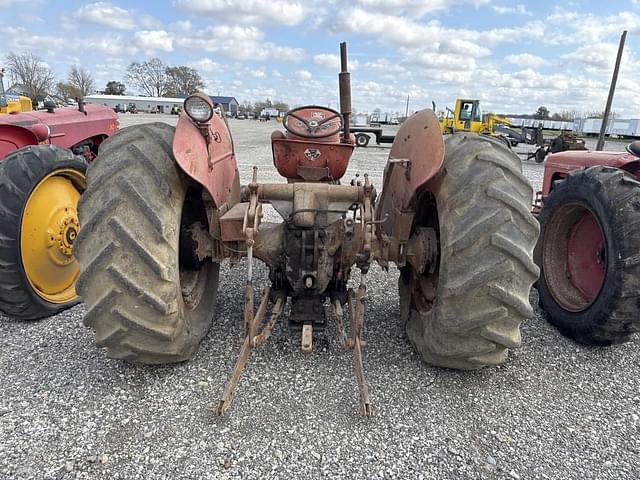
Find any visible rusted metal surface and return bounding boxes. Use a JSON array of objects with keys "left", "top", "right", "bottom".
[
  {"left": 272, "top": 134, "right": 354, "bottom": 182},
  {"left": 375, "top": 109, "right": 444, "bottom": 238},
  {"left": 214, "top": 287, "right": 271, "bottom": 416},
  {"left": 339, "top": 41, "right": 352, "bottom": 141},
  {"left": 173, "top": 113, "right": 238, "bottom": 208},
  {"left": 542, "top": 204, "right": 605, "bottom": 312},
  {"left": 219, "top": 202, "right": 249, "bottom": 242},
  {"left": 332, "top": 285, "right": 372, "bottom": 416},
  {"left": 203, "top": 42, "right": 449, "bottom": 417}
]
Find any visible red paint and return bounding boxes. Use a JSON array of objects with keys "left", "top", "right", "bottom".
[
  {"left": 0, "top": 104, "right": 118, "bottom": 159},
  {"left": 375, "top": 109, "right": 444, "bottom": 234},
  {"left": 566, "top": 210, "right": 605, "bottom": 304},
  {"left": 272, "top": 106, "right": 354, "bottom": 182},
  {"left": 173, "top": 113, "right": 238, "bottom": 208},
  {"left": 538, "top": 150, "right": 640, "bottom": 205},
  {"left": 271, "top": 131, "right": 354, "bottom": 181}
]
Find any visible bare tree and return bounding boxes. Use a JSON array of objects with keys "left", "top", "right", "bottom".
[
  {"left": 68, "top": 66, "right": 95, "bottom": 96},
  {"left": 126, "top": 58, "right": 168, "bottom": 97},
  {"left": 165, "top": 66, "right": 204, "bottom": 97},
  {"left": 5, "top": 52, "right": 55, "bottom": 103},
  {"left": 55, "top": 81, "right": 82, "bottom": 103}
]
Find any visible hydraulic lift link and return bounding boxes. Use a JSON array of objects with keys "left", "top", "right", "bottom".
[
  {"left": 213, "top": 286, "right": 273, "bottom": 416},
  {"left": 334, "top": 284, "right": 372, "bottom": 416}
]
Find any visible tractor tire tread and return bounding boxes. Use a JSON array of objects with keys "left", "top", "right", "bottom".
[
  {"left": 75, "top": 122, "right": 218, "bottom": 364},
  {"left": 536, "top": 166, "right": 640, "bottom": 344},
  {"left": 403, "top": 133, "right": 539, "bottom": 369}
]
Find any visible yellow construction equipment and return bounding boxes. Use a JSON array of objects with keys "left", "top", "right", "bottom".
[
  {"left": 438, "top": 98, "right": 511, "bottom": 135},
  {"left": 0, "top": 67, "right": 32, "bottom": 114}
]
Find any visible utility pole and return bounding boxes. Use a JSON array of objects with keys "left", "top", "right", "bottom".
[
  {"left": 596, "top": 30, "right": 627, "bottom": 151},
  {"left": 405, "top": 95, "right": 410, "bottom": 118}
]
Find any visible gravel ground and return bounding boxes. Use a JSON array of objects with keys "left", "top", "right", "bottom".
[{"left": 1, "top": 115, "right": 639, "bottom": 480}]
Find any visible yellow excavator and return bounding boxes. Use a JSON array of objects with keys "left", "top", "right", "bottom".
[
  {"left": 437, "top": 98, "right": 511, "bottom": 136},
  {"left": 0, "top": 67, "right": 32, "bottom": 114}
]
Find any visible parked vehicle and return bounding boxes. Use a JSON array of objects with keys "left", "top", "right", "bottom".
[{"left": 0, "top": 102, "right": 118, "bottom": 319}]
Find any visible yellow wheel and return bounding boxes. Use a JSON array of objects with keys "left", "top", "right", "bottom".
[{"left": 0, "top": 145, "right": 87, "bottom": 320}]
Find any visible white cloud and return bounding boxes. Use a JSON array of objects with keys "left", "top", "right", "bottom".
[
  {"left": 561, "top": 43, "right": 630, "bottom": 71},
  {"left": 134, "top": 30, "right": 174, "bottom": 52},
  {"left": 295, "top": 70, "right": 312, "bottom": 80},
  {"left": 82, "top": 35, "right": 138, "bottom": 56},
  {"left": 504, "top": 53, "right": 548, "bottom": 68},
  {"left": 353, "top": 0, "right": 490, "bottom": 17},
  {"left": 313, "top": 53, "right": 340, "bottom": 70},
  {"left": 188, "top": 58, "right": 220, "bottom": 72},
  {"left": 76, "top": 2, "right": 136, "bottom": 30},
  {"left": 175, "top": 0, "right": 305, "bottom": 26},
  {"left": 492, "top": 4, "right": 532, "bottom": 15},
  {"left": 174, "top": 25, "right": 304, "bottom": 61}
]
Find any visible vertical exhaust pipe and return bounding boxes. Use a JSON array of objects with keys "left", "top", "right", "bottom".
[{"left": 339, "top": 41, "right": 352, "bottom": 143}]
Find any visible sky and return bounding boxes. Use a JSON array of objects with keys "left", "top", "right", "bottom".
[{"left": 1, "top": 0, "right": 640, "bottom": 117}]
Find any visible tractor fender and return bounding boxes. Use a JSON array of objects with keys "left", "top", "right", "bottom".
[
  {"left": 0, "top": 124, "right": 41, "bottom": 160},
  {"left": 375, "top": 109, "right": 444, "bottom": 239},
  {"left": 172, "top": 113, "right": 239, "bottom": 208}
]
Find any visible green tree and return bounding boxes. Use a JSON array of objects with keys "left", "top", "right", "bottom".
[
  {"left": 55, "top": 81, "right": 82, "bottom": 102},
  {"left": 535, "top": 106, "right": 550, "bottom": 119},
  {"left": 273, "top": 100, "right": 289, "bottom": 112},
  {"left": 165, "top": 66, "right": 204, "bottom": 97},
  {"left": 104, "top": 81, "right": 126, "bottom": 95}
]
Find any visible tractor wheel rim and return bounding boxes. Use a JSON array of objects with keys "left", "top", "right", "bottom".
[
  {"left": 20, "top": 168, "right": 85, "bottom": 304},
  {"left": 543, "top": 203, "right": 606, "bottom": 312}
]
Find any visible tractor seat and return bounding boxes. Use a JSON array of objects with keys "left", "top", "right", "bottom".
[
  {"left": 626, "top": 141, "right": 640, "bottom": 157},
  {"left": 271, "top": 129, "right": 355, "bottom": 182}
]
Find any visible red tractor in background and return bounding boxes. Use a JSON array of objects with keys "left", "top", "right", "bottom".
[
  {"left": 0, "top": 102, "right": 118, "bottom": 320},
  {"left": 534, "top": 144, "right": 640, "bottom": 344},
  {"left": 534, "top": 31, "right": 640, "bottom": 345}
]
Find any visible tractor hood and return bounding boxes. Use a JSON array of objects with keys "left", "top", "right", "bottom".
[
  {"left": 0, "top": 104, "right": 118, "bottom": 151},
  {"left": 547, "top": 149, "right": 639, "bottom": 171}
]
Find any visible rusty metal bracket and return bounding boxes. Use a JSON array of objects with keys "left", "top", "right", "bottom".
[
  {"left": 333, "top": 282, "right": 372, "bottom": 416},
  {"left": 213, "top": 286, "right": 277, "bottom": 416}
]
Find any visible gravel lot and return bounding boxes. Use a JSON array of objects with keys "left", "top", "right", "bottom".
[{"left": 1, "top": 114, "right": 639, "bottom": 480}]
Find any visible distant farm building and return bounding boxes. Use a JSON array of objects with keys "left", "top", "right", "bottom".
[{"left": 84, "top": 94, "right": 240, "bottom": 116}]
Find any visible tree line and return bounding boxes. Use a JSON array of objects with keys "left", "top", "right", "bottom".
[{"left": 2, "top": 52, "right": 208, "bottom": 104}]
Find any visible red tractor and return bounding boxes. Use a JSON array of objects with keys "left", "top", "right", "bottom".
[
  {"left": 73, "top": 44, "right": 539, "bottom": 415},
  {"left": 534, "top": 143, "right": 640, "bottom": 344},
  {"left": 0, "top": 102, "right": 118, "bottom": 320}
]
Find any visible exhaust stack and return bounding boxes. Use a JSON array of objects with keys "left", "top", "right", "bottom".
[{"left": 339, "top": 42, "right": 351, "bottom": 142}]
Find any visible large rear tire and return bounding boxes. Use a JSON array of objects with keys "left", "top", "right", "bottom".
[
  {"left": 535, "top": 166, "right": 640, "bottom": 345},
  {"left": 0, "top": 145, "right": 87, "bottom": 320},
  {"left": 400, "top": 134, "right": 540, "bottom": 369},
  {"left": 75, "top": 123, "right": 219, "bottom": 364}
]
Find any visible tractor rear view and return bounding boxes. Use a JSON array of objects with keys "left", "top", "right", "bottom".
[
  {"left": 0, "top": 102, "right": 118, "bottom": 320},
  {"left": 75, "top": 43, "right": 539, "bottom": 415}
]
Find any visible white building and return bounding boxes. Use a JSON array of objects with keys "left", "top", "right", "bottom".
[{"left": 84, "top": 94, "right": 184, "bottom": 113}]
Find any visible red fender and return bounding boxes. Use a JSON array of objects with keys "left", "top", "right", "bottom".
[
  {"left": 172, "top": 113, "right": 239, "bottom": 208},
  {"left": 375, "top": 109, "right": 444, "bottom": 239},
  {"left": 0, "top": 125, "right": 41, "bottom": 160}
]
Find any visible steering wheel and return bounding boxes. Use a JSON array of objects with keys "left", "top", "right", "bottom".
[{"left": 283, "top": 106, "right": 343, "bottom": 139}]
